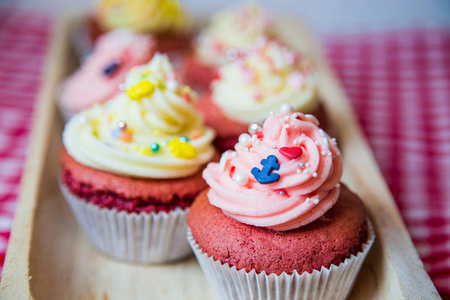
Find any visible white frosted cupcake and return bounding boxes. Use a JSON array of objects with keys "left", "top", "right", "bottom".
[{"left": 59, "top": 54, "right": 216, "bottom": 264}]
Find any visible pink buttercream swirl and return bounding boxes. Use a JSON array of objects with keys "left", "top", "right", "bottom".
[{"left": 203, "top": 107, "right": 343, "bottom": 231}]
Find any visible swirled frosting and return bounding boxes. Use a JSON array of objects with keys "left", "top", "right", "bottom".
[
  {"left": 59, "top": 29, "right": 155, "bottom": 116},
  {"left": 95, "top": 0, "right": 192, "bottom": 34},
  {"left": 63, "top": 54, "right": 216, "bottom": 179},
  {"left": 211, "top": 39, "right": 319, "bottom": 124},
  {"left": 203, "top": 104, "right": 342, "bottom": 231},
  {"left": 195, "top": 1, "right": 273, "bottom": 66}
]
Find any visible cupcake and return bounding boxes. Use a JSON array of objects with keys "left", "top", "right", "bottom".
[
  {"left": 197, "top": 39, "right": 329, "bottom": 152},
  {"left": 182, "top": 1, "right": 274, "bottom": 90},
  {"left": 59, "top": 54, "right": 216, "bottom": 264},
  {"left": 90, "top": 0, "right": 193, "bottom": 54},
  {"left": 58, "top": 28, "right": 156, "bottom": 121},
  {"left": 187, "top": 104, "right": 374, "bottom": 299}
]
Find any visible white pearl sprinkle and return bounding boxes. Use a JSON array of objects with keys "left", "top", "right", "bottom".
[
  {"left": 314, "top": 199, "right": 320, "bottom": 204},
  {"left": 244, "top": 147, "right": 249, "bottom": 152},
  {"left": 301, "top": 134, "right": 305, "bottom": 137},
  {"left": 284, "top": 115, "right": 290, "bottom": 122},
  {"left": 313, "top": 172, "right": 318, "bottom": 177},
  {"left": 304, "top": 169, "right": 309, "bottom": 174},
  {"left": 322, "top": 151, "right": 327, "bottom": 156},
  {"left": 292, "top": 113, "right": 299, "bottom": 118},
  {"left": 118, "top": 83, "right": 126, "bottom": 91},
  {"left": 328, "top": 152, "right": 332, "bottom": 156},
  {"left": 238, "top": 133, "right": 252, "bottom": 146},
  {"left": 256, "top": 140, "right": 261, "bottom": 145},
  {"left": 315, "top": 140, "right": 319, "bottom": 145},
  {"left": 279, "top": 191, "right": 284, "bottom": 195},
  {"left": 319, "top": 129, "right": 330, "bottom": 150},
  {"left": 272, "top": 145, "right": 277, "bottom": 149},
  {"left": 297, "top": 169, "right": 301, "bottom": 173},
  {"left": 280, "top": 103, "right": 294, "bottom": 114},
  {"left": 306, "top": 198, "right": 311, "bottom": 203},
  {"left": 233, "top": 171, "right": 248, "bottom": 186},
  {"left": 299, "top": 163, "right": 305, "bottom": 168},
  {"left": 250, "top": 147, "right": 254, "bottom": 152},
  {"left": 293, "top": 139, "right": 298, "bottom": 145},
  {"left": 285, "top": 124, "right": 290, "bottom": 129},
  {"left": 331, "top": 138, "right": 337, "bottom": 145},
  {"left": 306, "top": 163, "right": 310, "bottom": 167}
]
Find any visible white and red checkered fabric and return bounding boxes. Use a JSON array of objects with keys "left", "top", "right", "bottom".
[
  {"left": 324, "top": 28, "right": 450, "bottom": 298},
  {"left": 0, "top": 7, "right": 449, "bottom": 298},
  {"left": 0, "top": 8, "right": 51, "bottom": 275}
]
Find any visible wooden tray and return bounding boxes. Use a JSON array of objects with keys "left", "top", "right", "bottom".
[{"left": 0, "top": 16, "right": 440, "bottom": 299}]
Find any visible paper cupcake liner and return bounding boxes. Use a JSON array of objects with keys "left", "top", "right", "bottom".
[
  {"left": 187, "top": 221, "right": 375, "bottom": 300},
  {"left": 59, "top": 182, "right": 192, "bottom": 264}
]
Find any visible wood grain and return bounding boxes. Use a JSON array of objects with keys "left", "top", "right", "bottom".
[{"left": 0, "top": 16, "right": 439, "bottom": 299}]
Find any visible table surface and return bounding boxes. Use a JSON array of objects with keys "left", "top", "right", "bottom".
[{"left": 0, "top": 6, "right": 449, "bottom": 299}]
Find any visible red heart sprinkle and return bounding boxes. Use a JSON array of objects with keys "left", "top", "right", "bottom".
[
  {"left": 279, "top": 147, "right": 303, "bottom": 159},
  {"left": 255, "top": 130, "right": 264, "bottom": 139}
]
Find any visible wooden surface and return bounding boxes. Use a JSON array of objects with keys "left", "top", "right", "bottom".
[{"left": 0, "top": 16, "right": 440, "bottom": 300}]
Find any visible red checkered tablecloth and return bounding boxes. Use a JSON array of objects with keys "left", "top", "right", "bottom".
[{"left": 0, "top": 8, "right": 449, "bottom": 298}]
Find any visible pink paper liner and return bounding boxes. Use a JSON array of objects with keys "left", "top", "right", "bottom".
[
  {"left": 60, "top": 182, "right": 192, "bottom": 264},
  {"left": 187, "top": 221, "right": 375, "bottom": 300}
]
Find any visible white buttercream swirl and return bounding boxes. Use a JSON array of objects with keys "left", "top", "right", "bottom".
[
  {"left": 211, "top": 39, "right": 318, "bottom": 123},
  {"left": 63, "top": 54, "right": 215, "bottom": 179},
  {"left": 195, "top": 1, "right": 273, "bottom": 66}
]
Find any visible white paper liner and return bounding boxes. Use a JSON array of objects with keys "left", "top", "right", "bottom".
[
  {"left": 187, "top": 221, "right": 375, "bottom": 300},
  {"left": 59, "top": 182, "right": 192, "bottom": 264}
]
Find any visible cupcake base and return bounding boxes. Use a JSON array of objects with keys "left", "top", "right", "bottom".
[
  {"left": 60, "top": 182, "right": 192, "bottom": 264},
  {"left": 187, "top": 221, "right": 375, "bottom": 300}
]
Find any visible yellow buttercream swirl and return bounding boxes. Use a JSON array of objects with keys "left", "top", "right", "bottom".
[
  {"left": 63, "top": 54, "right": 215, "bottom": 179},
  {"left": 211, "top": 39, "right": 319, "bottom": 123},
  {"left": 95, "top": 0, "right": 192, "bottom": 34}
]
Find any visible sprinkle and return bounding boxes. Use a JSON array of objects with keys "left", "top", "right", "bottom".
[
  {"left": 280, "top": 103, "right": 294, "bottom": 114},
  {"left": 250, "top": 147, "right": 254, "bottom": 152},
  {"left": 179, "top": 136, "right": 190, "bottom": 143},
  {"left": 297, "top": 169, "right": 301, "bottom": 173},
  {"left": 238, "top": 133, "right": 252, "bottom": 146},
  {"left": 331, "top": 138, "right": 337, "bottom": 145},
  {"left": 313, "top": 172, "right": 318, "bottom": 177},
  {"left": 322, "top": 150, "right": 327, "bottom": 156},
  {"left": 248, "top": 122, "right": 263, "bottom": 135},
  {"left": 244, "top": 147, "right": 249, "bottom": 152},
  {"left": 301, "top": 134, "right": 305, "bottom": 137},
  {"left": 150, "top": 143, "right": 160, "bottom": 153},
  {"left": 126, "top": 80, "right": 154, "bottom": 100},
  {"left": 284, "top": 124, "right": 290, "bottom": 129},
  {"left": 120, "top": 130, "right": 133, "bottom": 143},
  {"left": 111, "top": 128, "right": 122, "bottom": 139},
  {"left": 328, "top": 152, "right": 332, "bottom": 156},
  {"left": 118, "top": 83, "right": 126, "bottom": 91},
  {"left": 306, "top": 163, "right": 310, "bottom": 167},
  {"left": 168, "top": 139, "right": 196, "bottom": 159},
  {"left": 293, "top": 139, "right": 298, "bottom": 145},
  {"left": 117, "top": 120, "right": 127, "bottom": 130},
  {"left": 299, "top": 163, "right": 305, "bottom": 168},
  {"left": 284, "top": 115, "right": 290, "bottom": 122},
  {"left": 190, "top": 130, "right": 202, "bottom": 140},
  {"left": 315, "top": 141, "right": 319, "bottom": 145},
  {"left": 233, "top": 171, "right": 248, "bottom": 186},
  {"left": 306, "top": 198, "right": 311, "bottom": 203},
  {"left": 279, "top": 191, "right": 284, "bottom": 195},
  {"left": 304, "top": 169, "right": 309, "bottom": 174},
  {"left": 139, "top": 146, "right": 152, "bottom": 156},
  {"left": 314, "top": 199, "right": 320, "bottom": 204},
  {"left": 256, "top": 140, "right": 261, "bottom": 145},
  {"left": 272, "top": 145, "right": 277, "bottom": 149},
  {"left": 292, "top": 113, "right": 299, "bottom": 118}
]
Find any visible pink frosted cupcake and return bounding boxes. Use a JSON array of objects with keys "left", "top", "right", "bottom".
[
  {"left": 187, "top": 104, "right": 375, "bottom": 300},
  {"left": 58, "top": 28, "right": 156, "bottom": 120}
]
